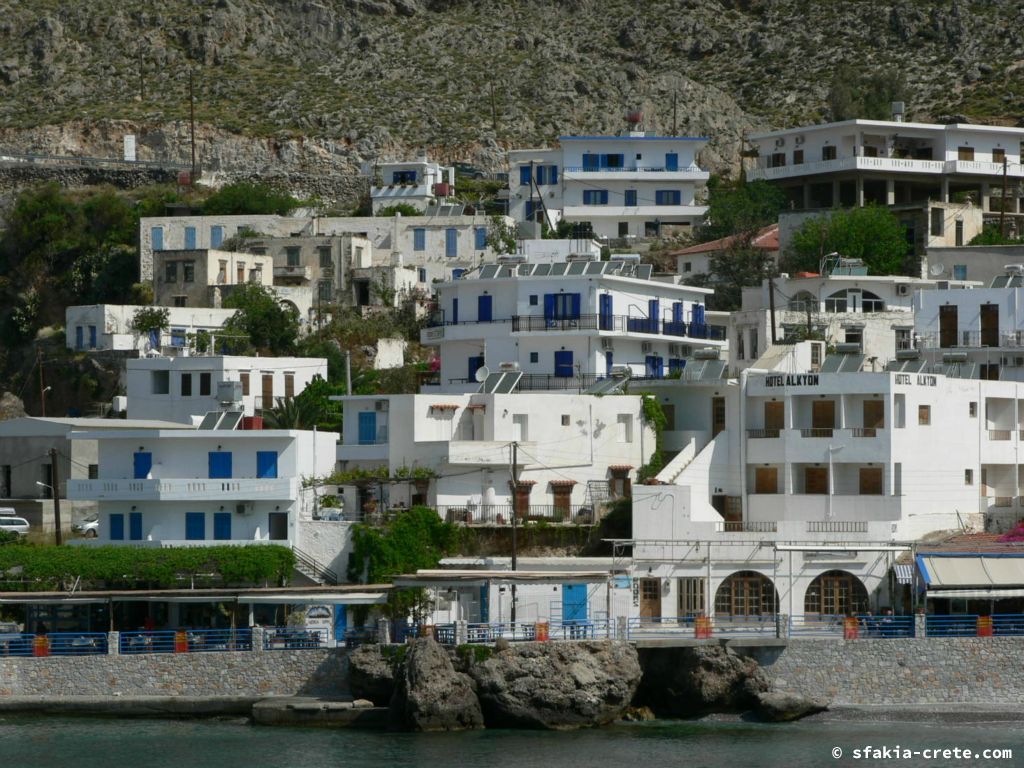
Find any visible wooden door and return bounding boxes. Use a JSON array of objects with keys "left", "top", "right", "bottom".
[
  {"left": 862, "top": 400, "right": 884, "bottom": 430},
  {"left": 754, "top": 467, "right": 779, "bottom": 494},
  {"left": 711, "top": 397, "right": 726, "bottom": 437},
  {"left": 939, "top": 305, "right": 958, "bottom": 348},
  {"left": 639, "top": 578, "right": 661, "bottom": 622},
  {"left": 805, "top": 467, "right": 829, "bottom": 494},
  {"left": 764, "top": 401, "right": 784, "bottom": 431},
  {"left": 261, "top": 374, "right": 274, "bottom": 410},
  {"left": 811, "top": 400, "right": 836, "bottom": 431},
  {"left": 981, "top": 304, "right": 999, "bottom": 347},
  {"left": 859, "top": 467, "right": 883, "bottom": 495}
]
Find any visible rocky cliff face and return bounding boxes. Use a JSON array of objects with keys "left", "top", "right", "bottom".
[{"left": 1, "top": 0, "right": 1022, "bottom": 188}]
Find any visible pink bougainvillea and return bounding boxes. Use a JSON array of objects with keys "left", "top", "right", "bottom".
[{"left": 998, "top": 523, "right": 1024, "bottom": 542}]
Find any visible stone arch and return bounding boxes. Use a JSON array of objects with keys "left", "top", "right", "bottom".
[
  {"left": 714, "top": 570, "right": 779, "bottom": 616},
  {"left": 803, "top": 569, "right": 869, "bottom": 616}
]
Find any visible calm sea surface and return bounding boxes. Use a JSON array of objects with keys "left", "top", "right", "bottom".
[{"left": 3, "top": 715, "right": 1024, "bottom": 768}]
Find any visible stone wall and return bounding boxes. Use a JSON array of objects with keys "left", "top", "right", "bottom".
[
  {"left": 751, "top": 638, "right": 1024, "bottom": 706},
  {"left": 0, "top": 647, "right": 348, "bottom": 698}
]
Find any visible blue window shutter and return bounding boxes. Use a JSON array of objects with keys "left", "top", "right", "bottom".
[
  {"left": 213, "top": 512, "right": 232, "bottom": 541},
  {"left": 452, "top": 297, "right": 459, "bottom": 325},
  {"left": 256, "top": 451, "right": 278, "bottom": 479},
  {"left": 543, "top": 294, "right": 556, "bottom": 321},
  {"left": 184, "top": 226, "right": 197, "bottom": 249},
  {"left": 413, "top": 228, "right": 426, "bottom": 251},
  {"left": 535, "top": 166, "right": 546, "bottom": 186},
  {"left": 570, "top": 293, "right": 581, "bottom": 319},
  {"left": 583, "top": 153, "right": 599, "bottom": 171},
  {"left": 666, "top": 153, "right": 679, "bottom": 171},
  {"left": 600, "top": 154, "right": 609, "bottom": 169},
  {"left": 88, "top": 326, "right": 97, "bottom": 348},
  {"left": 605, "top": 351, "right": 614, "bottom": 376},
  {"left": 109, "top": 514, "right": 124, "bottom": 541},
  {"left": 649, "top": 299, "right": 660, "bottom": 333},
  {"left": 673, "top": 302, "right": 683, "bottom": 324},
  {"left": 600, "top": 190, "right": 608, "bottom": 204},
  {"left": 418, "top": 268, "right": 427, "bottom": 282},
  {"left": 149, "top": 329, "right": 160, "bottom": 348},
  {"left": 358, "top": 411, "right": 377, "bottom": 445},
  {"left": 129, "top": 512, "right": 142, "bottom": 541},
  {"left": 468, "top": 356, "right": 485, "bottom": 381},
  {"left": 475, "top": 227, "right": 487, "bottom": 250},
  {"left": 445, "top": 228, "right": 458, "bottom": 257},
  {"left": 210, "top": 225, "right": 224, "bottom": 248},
  {"left": 625, "top": 189, "right": 637, "bottom": 206},
  {"left": 519, "top": 166, "right": 531, "bottom": 186},
  {"left": 133, "top": 452, "right": 152, "bottom": 480},
  {"left": 151, "top": 227, "right": 163, "bottom": 251},
  {"left": 599, "top": 294, "right": 613, "bottom": 329},
  {"left": 208, "top": 451, "right": 232, "bottom": 479},
  {"left": 582, "top": 191, "right": 591, "bottom": 205},
  {"left": 478, "top": 295, "right": 492, "bottom": 322},
  {"left": 185, "top": 512, "right": 205, "bottom": 541},
  {"left": 550, "top": 165, "right": 558, "bottom": 184},
  {"left": 75, "top": 326, "right": 84, "bottom": 350}
]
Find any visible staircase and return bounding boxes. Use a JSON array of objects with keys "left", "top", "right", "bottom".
[
  {"left": 292, "top": 546, "right": 339, "bottom": 586},
  {"left": 585, "top": 480, "right": 611, "bottom": 509},
  {"left": 655, "top": 438, "right": 697, "bottom": 485}
]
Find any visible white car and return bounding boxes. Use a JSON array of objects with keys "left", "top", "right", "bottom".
[
  {"left": 0, "top": 514, "right": 30, "bottom": 536},
  {"left": 73, "top": 517, "right": 99, "bottom": 537}
]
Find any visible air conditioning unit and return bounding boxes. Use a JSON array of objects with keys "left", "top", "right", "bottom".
[
  {"left": 235, "top": 502, "right": 254, "bottom": 515},
  {"left": 600, "top": 338, "right": 614, "bottom": 351},
  {"left": 668, "top": 343, "right": 682, "bottom": 356},
  {"left": 794, "top": 135, "right": 805, "bottom": 146},
  {"left": 641, "top": 341, "right": 653, "bottom": 353},
  {"left": 775, "top": 137, "right": 785, "bottom": 148},
  {"left": 375, "top": 400, "right": 389, "bottom": 412},
  {"left": 896, "top": 284, "right": 910, "bottom": 296}
]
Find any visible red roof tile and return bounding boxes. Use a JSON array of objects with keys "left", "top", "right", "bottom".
[{"left": 669, "top": 224, "right": 779, "bottom": 256}]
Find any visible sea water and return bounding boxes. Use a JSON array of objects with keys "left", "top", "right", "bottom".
[{"left": 3, "top": 715, "right": 1024, "bottom": 768}]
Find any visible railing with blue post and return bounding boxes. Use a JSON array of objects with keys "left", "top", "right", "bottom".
[
  {"left": 120, "top": 630, "right": 178, "bottom": 654},
  {"left": 47, "top": 632, "right": 109, "bottom": 655},
  {"left": 926, "top": 615, "right": 979, "bottom": 637},
  {"left": 0, "top": 634, "right": 36, "bottom": 656},
  {"left": 263, "top": 627, "right": 324, "bottom": 650},
  {"left": 992, "top": 614, "right": 1024, "bottom": 636}
]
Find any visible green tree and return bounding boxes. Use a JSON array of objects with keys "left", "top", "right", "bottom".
[
  {"left": 969, "top": 223, "right": 1024, "bottom": 246},
  {"left": 130, "top": 306, "right": 170, "bottom": 336},
  {"left": 261, "top": 395, "right": 324, "bottom": 429},
  {"left": 705, "top": 238, "right": 777, "bottom": 311},
  {"left": 292, "top": 375, "right": 345, "bottom": 432},
  {"left": 375, "top": 203, "right": 421, "bottom": 217},
  {"left": 828, "top": 65, "right": 907, "bottom": 121},
  {"left": 486, "top": 214, "right": 517, "bottom": 254},
  {"left": 201, "top": 182, "right": 300, "bottom": 216},
  {"left": 222, "top": 283, "right": 300, "bottom": 355},
  {"left": 785, "top": 205, "right": 912, "bottom": 275},
  {"left": 699, "top": 177, "right": 786, "bottom": 243}
]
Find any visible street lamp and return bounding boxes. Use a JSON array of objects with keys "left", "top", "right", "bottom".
[{"left": 40, "top": 386, "right": 51, "bottom": 418}]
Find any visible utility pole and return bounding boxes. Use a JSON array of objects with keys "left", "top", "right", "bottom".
[
  {"left": 672, "top": 91, "right": 677, "bottom": 136},
  {"left": 49, "top": 447, "right": 62, "bottom": 546},
  {"left": 510, "top": 441, "right": 519, "bottom": 625},
  {"left": 188, "top": 66, "right": 197, "bottom": 186},
  {"left": 37, "top": 349, "right": 46, "bottom": 418},
  {"left": 768, "top": 272, "right": 778, "bottom": 344},
  {"left": 138, "top": 42, "right": 145, "bottom": 102},
  {"left": 999, "top": 156, "right": 1009, "bottom": 239},
  {"left": 488, "top": 81, "right": 498, "bottom": 136},
  {"left": 529, "top": 159, "right": 536, "bottom": 234},
  {"left": 345, "top": 350, "right": 353, "bottom": 396}
]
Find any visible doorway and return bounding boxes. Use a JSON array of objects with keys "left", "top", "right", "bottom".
[
  {"left": 939, "top": 305, "right": 958, "bottom": 348},
  {"left": 981, "top": 303, "right": 999, "bottom": 347},
  {"left": 711, "top": 397, "right": 726, "bottom": 437},
  {"left": 639, "top": 578, "right": 661, "bottom": 622},
  {"left": 268, "top": 512, "right": 289, "bottom": 541},
  {"left": 811, "top": 400, "right": 835, "bottom": 434}
]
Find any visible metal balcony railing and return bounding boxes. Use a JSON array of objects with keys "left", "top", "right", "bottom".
[
  {"left": 800, "top": 428, "right": 834, "bottom": 438},
  {"left": 747, "top": 429, "right": 780, "bottom": 438},
  {"left": 714, "top": 521, "right": 778, "bottom": 533},
  {"left": 427, "top": 312, "right": 726, "bottom": 341},
  {"left": 807, "top": 520, "right": 868, "bottom": 533}
]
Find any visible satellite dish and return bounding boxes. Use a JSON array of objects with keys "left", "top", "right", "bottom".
[
  {"left": 474, "top": 366, "right": 491, "bottom": 383},
  {"left": 929, "top": 263, "right": 946, "bottom": 277}
]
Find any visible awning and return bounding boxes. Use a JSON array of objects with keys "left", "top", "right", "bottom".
[
  {"left": 917, "top": 554, "right": 1024, "bottom": 588},
  {"left": 927, "top": 589, "right": 1024, "bottom": 600},
  {"left": 894, "top": 563, "right": 914, "bottom": 585},
  {"left": 236, "top": 592, "right": 387, "bottom": 605},
  {"left": 392, "top": 569, "right": 614, "bottom": 588}
]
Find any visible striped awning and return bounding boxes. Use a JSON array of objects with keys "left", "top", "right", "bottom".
[{"left": 894, "top": 563, "right": 914, "bottom": 585}]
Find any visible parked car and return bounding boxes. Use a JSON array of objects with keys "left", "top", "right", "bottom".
[
  {"left": 0, "top": 511, "right": 29, "bottom": 536},
  {"left": 73, "top": 516, "right": 99, "bottom": 537},
  {"left": 454, "top": 162, "right": 487, "bottom": 179}
]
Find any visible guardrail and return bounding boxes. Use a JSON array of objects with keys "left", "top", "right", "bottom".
[
  {"left": 790, "top": 614, "right": 914, "bottom": 638},
  {"left": 926, "top": 615, "right": 980, "bottom": 637},
  {"left": 429, "top": 619, "right": 616, "bottom": 644},
  {"left": 0, "top": 632, "right": 109, "bottom": 656},
  {"left": 121, "top": 628, "right": 253, "bottom": 654},
  {"left": 263, "top": 628, "right": 324, "bottom": 650},
  {"left": 436, "top": 503, "right": 595, "bottom": 526}
]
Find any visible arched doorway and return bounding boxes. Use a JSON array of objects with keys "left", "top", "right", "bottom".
[
  {"left": 714, "top": 571, "right": 778, "bottom": 616},
  {"left": 804, "top": 570, "right": 869, "bottom": 616}
]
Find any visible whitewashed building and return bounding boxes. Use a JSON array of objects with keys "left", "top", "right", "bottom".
[
  {"left": 420, "top": 258, "right": 727, "bottom": 393},
  {"left": 508, "top": 133, "right": 710, "bottom": 239},
  {"left": 66, "top": 305, "right": 237, "bottom": 354},
  {"left": 126, "top": 356, "right": 327, "bottom": 424},
  {"left": 368, "top": 158, "right": 456, "bottom": 214},
  {"left": 334, "top": 391, "right": 655, "bottom": 522}
]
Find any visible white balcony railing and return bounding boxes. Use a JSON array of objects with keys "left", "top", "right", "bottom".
[{"left": 67, "top": 477, "right": 297, "bottom": 501}]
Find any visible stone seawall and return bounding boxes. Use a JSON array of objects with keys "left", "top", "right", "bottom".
[
  {"left": 0, "top": 649, "right": 348, "bottom": 698},
  {"left": 748, "top": 638, "right": 1024, "bottom": 706}
]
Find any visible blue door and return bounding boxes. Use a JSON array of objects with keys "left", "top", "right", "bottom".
[
  {"left": 605, "top": 351, "right": 614, "bottom": 377},
  {"left": 562, "top": 584, "right": 588, "bottom": 623},
  {"left": 358, "top": 411, "right": 377, "bottom": 445},
  {"left": 129, "top": 512, "right": 142, "bottom": 541},
  {"left": 256, "top": 451, "right": 278, "bottom": 479},
  {"left": 665, "top": 153, "right": 679, "bottom": 171},
  {"left": 645, "top": 355, "right": 665, "bottom": 379},
  {"left": 334, "top": 605, "right": 348, "bottom": 644},
  {"left": 624, "top": 189, "right": 637, "bottom": 207},
  {"left": 88, "top": 326, "right": 97, "bottom": 348},
  {"left": 451, "top": 298, "right": 459, "bottom": 325},
  {"left": 554, "top": 350, "right": 574, "bottom": 377},
  {"left": 691, "top": 304, "right": 706, "bottom": 337},
  {"left": 185, "top": 512, "right": 205, "bottom": 541},
  {"left": 184, "top": 226, "right": 197, "bottom": 249},
  {"left": 75, "top": 326, "right": 83, "bottom": 350},
  {"left": 213, "top": 512, "right": 232, "bottom": 541},
  {"left": 648, "top": 299, "right": 660, "bottom": 334},
  {"left": 150, "top": 227, "right": 163, "bottom": 251},
  {"left": 133, "top": 452, "right": 152, "bottom": 480},
  {"left": 109, "top": 513, "right": 124, "bottom": 541},
  {"left": 208, "top": 451, "right": 232, "bottom": 479},
  {"left": 599, "top": 294, "right": 613, "bottom": 330},
  {"left": 445, "top": 228, "right": 458, "bottom": 257},
  {"left": 468, "top": 356, "right": 485, "bottom": 381},
  {"left": 210, "top": 225, "right": 224, "bottom": 249},
  {"left": 478, "top": 295, "right": 493, "bottom": 322}
]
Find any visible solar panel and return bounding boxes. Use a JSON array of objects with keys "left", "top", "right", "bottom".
[
  {"left": 884, "top": 360, "right": 902, "bottom": 372},
  {"left": 838, "top": 354, "right": 865, "bottom": 373},
  {"left": 533, "top": 264, "right": 552, "bottom": 276},
  {"left": 479, "top": 265, "right": 500, "bottom": 279},
  {"left": 198, "top": 412, "right": 221, "bottom": 430},
  {"left": 550, "top": 263, "right": 568, "bottom": 276},
  {"left": 700, "top": 360, "right": 728, "bottom": 381},
  {"left": 1011, "top": 276, "right": 1024, "bottom": 288},
  {"left": 819, "top": 355, "right": 843, "bottom": 373},
  {"left": 586, "top": 376, "right": 628, "bottom": 395},
  {"left": 906, "top": 358, "right": 929, "bottom": 373},
  {"left": 517, "top": 264, "right": 534, "bottom": 276},
  {"left": 493, "top": 371, "right": 522, "bottom": 393},
  {"left": 480, "top": 372, "right": 504, "bottom": 393},
  {"left": 218, "top": 411, "right": 243, "bottom": 430},
  {"left": 992, "top": 276, "right": 1010, "bottom": 288},
  {"left": 585, "top": 262, "right": 604, "bottom": 274},
  {"left": 567, "top": 261, "right": 587, "bottom": 275},
  {"left": 636, "top": 265, "right": 653, "bottom": 281}
]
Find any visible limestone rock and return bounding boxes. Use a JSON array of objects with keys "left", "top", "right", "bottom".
[
  {"left": 470, "top": 641, "right": 641, "bottom": 730},
  {"left": 390, "top": 638, "right": 483, "bottom": 732},
  {"left": 347, "top": 645, "right": 395, "bottom": 705},
  {"left": 636, "top": 646, "right": 769, "bottom": 717},
  {"left": 754, "top": 691, "right": 828, "bottom": 722},
  {"left": 0, "top": 392, "right": 26, "bottom": 421}
]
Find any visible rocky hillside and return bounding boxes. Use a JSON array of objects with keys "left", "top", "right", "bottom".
[{"left": 0, "top": 0, "right": 1022, "bottom": 190}]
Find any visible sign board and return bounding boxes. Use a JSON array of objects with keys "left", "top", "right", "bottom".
[
  {"left": 305, "top": 604, "right": 333, "bottom": 645},
  {"left": 123, "top": 134, "right": 136, "bottom": 162}
]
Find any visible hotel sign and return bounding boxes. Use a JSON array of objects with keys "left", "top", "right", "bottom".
[
  {"left": 764, "top": 374, "right": 819, "bottom": 387},
  {"left": 894, "top": 374, "right": 937, "bottom": 386}
]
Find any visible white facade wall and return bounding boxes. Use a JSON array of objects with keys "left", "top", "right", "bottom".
[
  {"left": 126, "top": 356, "right": 327, "bottom": 424},
  {"left": 65, "top": 305, "right": 237, "bottom": 353},
  {"left": 370, "top": 160, "right": 455, "bottom": 213}
]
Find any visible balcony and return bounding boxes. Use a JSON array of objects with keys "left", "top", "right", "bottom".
[
  {"left": 562, "top": 165, "right": 709, "bottom": 182},
  {"left": 714, "top": 521, "right": 778, "bottom": 533},
  {"left": 424, "top": 312, "right": 725, "bottom": 342},
  {"left": 273, "top": 265, "right": 312, "bottom": 282},
  {"left": 747, "top": 429, "right": 781, "bottom": 439},
  {"left": 747, "top": 154, "right": 1024, "bottom": 183},
  {"left": 800, "top": 428, "right": 834, "bottom": 438},
  {"left": 562, "top": 204, "right": 707, "bottom": 220},
  {"left": 806, "top": 520, "right": 868, "bottom": 533},
  {"left": 67, "top": 477, "right": 297, "bottom": 501}
]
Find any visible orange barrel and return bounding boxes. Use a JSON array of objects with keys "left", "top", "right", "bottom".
[
  {"left": 535, "top": 622, "right": 550, "bottom": 641},
  {"left": 174, "top": 631, "right": 189, "bottom": 653},
  {"left": 694, "top": 616, "right": 713, "bottom": 639},
  {"left": 843, "top": 617, "right": 859, "bottom": 639},
  {"left": 33, "top": 635, "right": 50, "bottom": 657},
  {"left": 977, "top": 616, "right": 993, "bottom": 637}
]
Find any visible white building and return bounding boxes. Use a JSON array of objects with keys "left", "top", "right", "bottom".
[
  {"left": 624, "top": 366, "right": 1024, "bottom": 623},
  {"left": 368, "top": 158, "right": 456, "bottom": 214},
  {"left": 335, "top": 391, "right": 655, "bottom": 520},
  {"left": 746, "top": 117, "right": 1024, "bottom": 224},
  {"left": 420, "top": 258, "right": 727, "bottom": 393},
  {"left": 730, "top": 271, "right": 977, "bottom": 374},
  {"left": 913, "top": 273, "right": 1024, "bottom": 381},
  {"left": 508, "top": 133, "right": 710, "bottom": 240},
  {"left": 126, "top": 356, "right": 327, "bottom": 424},
  {"left": 65, "top": 426, "right": 343, "bottom": 563},
  {"left": 66, "top": 305, "right": 238, "bottom": 354}
]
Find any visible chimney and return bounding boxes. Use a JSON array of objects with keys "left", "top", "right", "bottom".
[{"left": 891, "top": 101, "right": 905, "bottom": 123}]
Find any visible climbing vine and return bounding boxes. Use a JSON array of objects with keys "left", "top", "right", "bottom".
[{"left": 637, "top": 394, "right": 667, "bottom": 483}]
